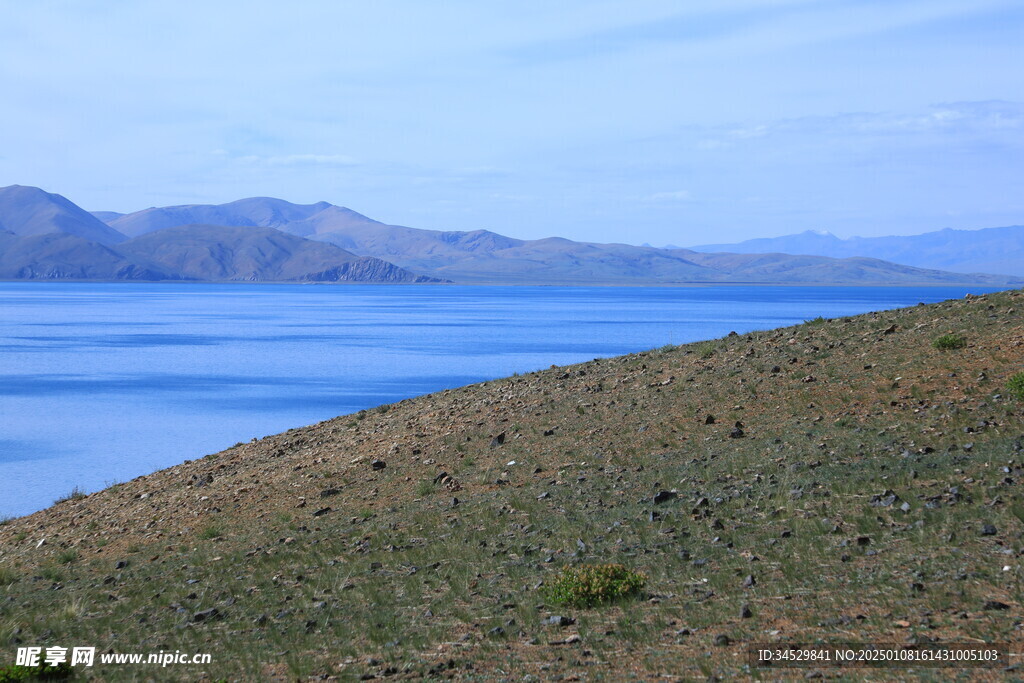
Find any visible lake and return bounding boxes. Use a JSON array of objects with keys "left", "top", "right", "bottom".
[{"left": 0, "top": 282, "right": 1005, "bottom": 517}]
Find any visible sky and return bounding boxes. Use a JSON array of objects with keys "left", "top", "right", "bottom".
[{"left": 1, "top": 1, "right": 1022, "bottom": 245}]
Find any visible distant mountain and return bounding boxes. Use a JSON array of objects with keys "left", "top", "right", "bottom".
[
  {"left": 0, "top": 185, "right": 127, "bottom": 245},
  {"left": 690, "top": 226, "right": 1024, "bottom": 277},
  {"left": 105, "top": 198, "right": 345, "bottom": 238},
  {"left": 0, "top": 185, "right": 440, "bottom": 283},
  {"left": 92, "top": 196, "right": 1021, "bottom": 285},
  {"left": 117, "top": 225, "right": 439, "bottom": 283},
  {"left": 4, "top": 184, "right": 1019, "bottom": 285}
]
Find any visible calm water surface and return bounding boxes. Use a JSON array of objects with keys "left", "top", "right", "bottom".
[{"left": 0, "top": 282, "right": 1003, "bottom": 516}]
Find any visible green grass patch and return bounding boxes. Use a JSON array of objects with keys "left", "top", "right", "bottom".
[
  {"left": 545, "top": 563, "right": 646, "bottom": 608},
  {"left": 932, "top": 333, "right": 966, "bottom": 350},
  {"left": 55, "top": 550, "right": 78, "bottom": 565},
  {"left": 0, "top": 662, "right": 73, "bottom": 682},
  {"left": 1007, "top": 371, "right": 1024, "bottom": 401}
]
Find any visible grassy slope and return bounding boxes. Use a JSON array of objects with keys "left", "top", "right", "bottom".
[{"left": 1, "top": 290, "right": 1023, "bottom": 681}]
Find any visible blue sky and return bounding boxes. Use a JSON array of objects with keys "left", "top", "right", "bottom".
[{"left": 1, "top": 1, "right": 1022, "bottom": 244}]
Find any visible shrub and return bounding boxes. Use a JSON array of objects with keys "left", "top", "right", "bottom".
[
  {"left": 932, "top": 333, "right": 966, "bottom": 350},
  {"left": 56, "top": 550, "right": 78, "bottom": 565},
  {"left": 0, "top": 662, "right": 73, "bottom": 682},
  {"left": 545, "top": 563, "right": 646, "bottom": 608},
  {"left": 198, "top": 525, "right": 223, "bottom": 540},
  {"left": 805, "top": 316, "right": 827, "bottom": 326},
  {"left": 53, "top": 487, "right": 86, "bottom": 504},
  {"left": 1008, "top": 372, "right": 1024, "bottom": 401}
]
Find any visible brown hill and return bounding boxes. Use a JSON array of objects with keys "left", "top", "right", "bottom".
[
  {"left": 118, "top": 224, "right": 443, "bottom": 283},
  {"left": 0, "top": 231, "right": 174, "bottom": 280},
  {"left": 1, "top": 290, "right": 1021, "bottom": 680}
]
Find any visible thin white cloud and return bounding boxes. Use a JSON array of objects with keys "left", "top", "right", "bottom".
[
  {"left": 263, "top": 154, "right": 358, "bottom": 167},
  {"left": 644, "top": 190, "right": 692, "bottom": 202}
]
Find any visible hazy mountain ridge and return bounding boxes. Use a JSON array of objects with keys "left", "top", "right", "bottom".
[
  {"left": 2, "top": 184, "right": 1020, "bottom": 285},
  {"left": 93, "top": 195, "right": 1023, "bottom": 285},
  {"left": 0, "top": 185, "right": 128, "bottom": 245},
  {"left": 0, "top": 186, "right": 442, "bottom": 283},
  {"left": 690, "top": 226, "right": 1024, "bottom": 277}
]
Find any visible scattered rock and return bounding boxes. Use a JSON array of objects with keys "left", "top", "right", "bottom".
[
  {"left": 545, "top": 615, "right": 575, "bottom": 627},
  {"left": 870, "top": 490, "right": 900, "bottom": 507},
  {"left": 490, "top": 433, "right": 506, "bottom": 447},
  {"left": 653, "top": 490, "right": 677, "bottom": 505},
  {"left": 371, "top": 459, "right": 386, "bottom": 471},
  {"left": 981, "top": 524, "right": 998, "bottom": 536},
  {"left": 192, "top": 608, "right": 220, "bottom": 623}
]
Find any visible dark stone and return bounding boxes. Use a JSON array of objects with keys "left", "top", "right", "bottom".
[
  {"left": 856, "top": 536, "right": 871, "bottom": 546},
  {"left": 490, "top": 433, "right": 506, "bottom": 447},
  {"left": 715, "top": 634, "right": 731, "bottom": 646},
  {"left": 319, "top": 488, "right": 341, "bottom": 498},
  {"left": 870, "top": 490, "right": 900, "bottom": 507},
  {"left": 313, "top": 507, "right": 331, "bottom": 517},
  {"left": 115, "top": 560, "right": 128, "bottom": 570},
  {"left": 192, "top": 608, "right": 220, "bottom": 623},
  {"left": 729, "top": 427, "right": 745, "bottom": 438},
  {"left": 742, "top": 575, "right": 756, "bottom": 588},
  {"left": 704, "top": 415, "right": 716, "bottom": 425},
  {"left": 981, "top": 524, "right": 997, "bottom": 536},
  {"left": 545, "top": 615, "right": 575, "bottom": 626},
  {"left": 488, "top": 626, "right": 505, "bottom": 637},
  {"left": 371, "top": 459, "right": 386, "bottom": 471},
  {"left": 740, "top": 605, "right": 753, "bottom": 619},
  {"left": 653, "top": 490, "right": 677, "bottom": 505},
  {"left": 984, "top": 600, "right": 1010, "bottom": 610}
]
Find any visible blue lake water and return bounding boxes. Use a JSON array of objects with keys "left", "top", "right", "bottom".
[{"left": 0, "top": 282, "right": 1006, "bottom": 517}]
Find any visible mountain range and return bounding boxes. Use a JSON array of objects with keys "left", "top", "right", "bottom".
[
  {"left": 0, "top": 186, "right": 438, "bottom": 283},
  {"left": 690, "top": 226, "right": 1024, "bottom": 277},
  {"left": 0, "top": 184, "right": 1020, "bottom": 285}
]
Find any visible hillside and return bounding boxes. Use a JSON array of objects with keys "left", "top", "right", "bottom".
[
  {"left": 691, "top": 226, "right": 1024, "bottom": 277},
  {"left": 118, "top": 225, "right": 443, "bottom": 283},
  {"left": 1, "top": 290, "right": 1022, "bottom": 680},
  {"left": 0, "top": 231, "right": 175, "bottom": 281}
]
